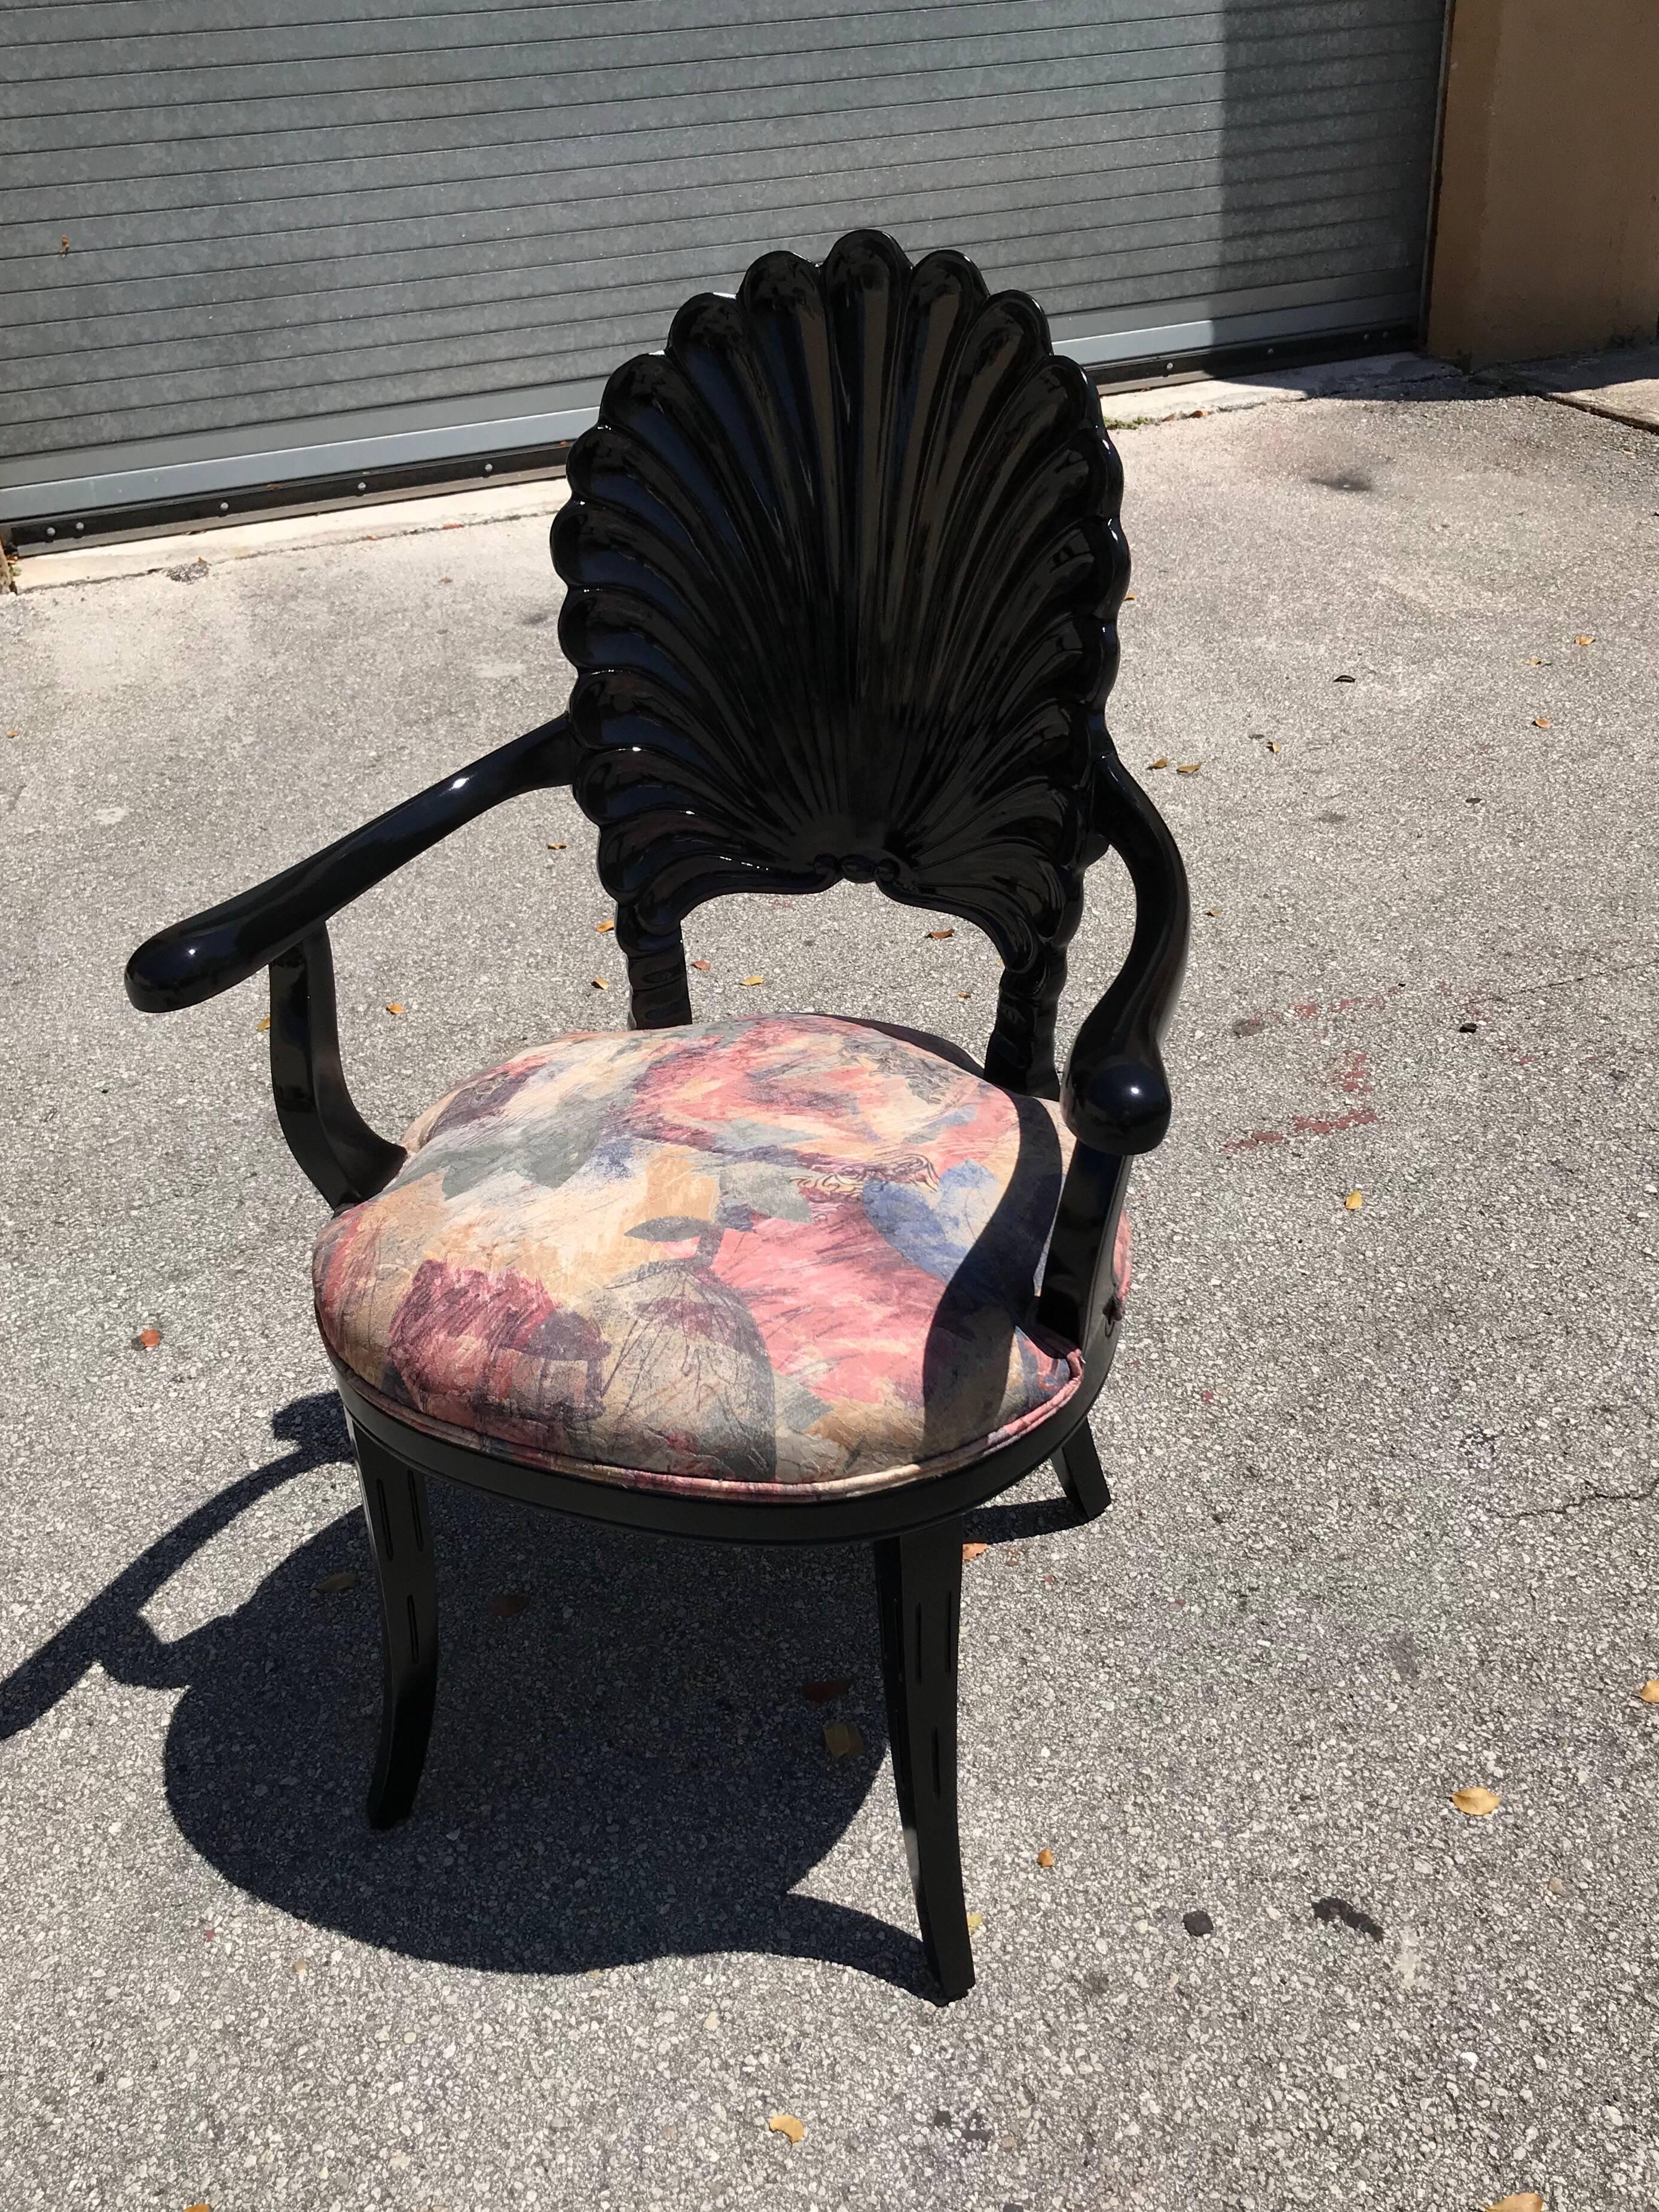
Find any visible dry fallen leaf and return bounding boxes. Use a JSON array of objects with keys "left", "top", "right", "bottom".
[
  {"left": 385, "top": 1002, "right": 405, "bottom": 1015},
  {"left": 1203, "top": 907, "right": 1220, "bottom": 917},
  {"left": 927, "top": 928, "right": 955, "bottom": 940},
  {"left": 1451, "top": 1785, "right": 1502, "bottom": 1818},
  {"left": 594, "top": 919, "right": 614, "bottom": 934},
  {"left": 690, "top": 958, "right": 711, "bottom": 971},
  {"left": 183, "top": 2202, "right": 213, "bottom": 2212},
  {"left": 823, "top": 1720, "right": 863, "bottom": 1759},
  {"left": 801, "top": 1678, "right": 851, "bottom": 1703},
  {"left": 1267, "top": 741, "right": 1281, "bottom": 753},
  {"left": 1639, "top": 1679, "right": 1659, "bottom": 1704},
  {"left": 957, "top": 989, "right": 972, "bottom": 999},
  {"left": 488, "top": 1590, "right": 528, "bottom": 1619},
  {"left": 132, "top": 1326, "right": 162, "bottom": 1351},
  {"left": 1345, "top": 1189, "right": 1364, "bottom": 1211},
  {"left": 1175, "top": 761, "right": 1201, "bottom": 775},
  {"left": 1486, "top": 2195, "right": 1545, "bottom": 2212},
  {"left": 1573, "top": 634, "right": 1594, "bottom": 646},
  {"left": 961, "top": 1541, "right": 989, "bottom": 1562},
  {"left": 740, "top": 974, "right": 765, "bottom": 986},
  {"left": 1036, "top": 1847, "right": 1055, "bottom": 1869},
  {"left": 590, "top": 977, "right": 609, "bottom": 990},
  {"left": 768, "top": 2113, "right": 804, "bottom": 2145},
  {"left": 314, "top": 1569, "right": 359, "bottom": 1595},
  {"left": 255, "top": 1014, "right": 271, "bottom": 1032},
  {"left": 1147, "top": 755, "right": 1169, "bottom": 770},
  {"left": 1532, "top": 717, "right": 1551, "bottom": 729},
  {"left": 966, "top": 1910, "right": 984, "bottom": 1932},
  {"left": 547, "top": 841, "right": 566, "bottom": 850}
]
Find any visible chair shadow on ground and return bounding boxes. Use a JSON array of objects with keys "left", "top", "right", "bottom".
[{"left": 0, "top": 1391, "right": 1077, "bottom": 1996}]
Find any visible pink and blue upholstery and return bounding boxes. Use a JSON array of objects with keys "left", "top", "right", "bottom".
[{"left": 316, "top": 1015, "right": 1131, "bottom": 1500}]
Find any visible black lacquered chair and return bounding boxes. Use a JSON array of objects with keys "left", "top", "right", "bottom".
[{"left": 126, "top": 231, "right": 1188, "bottom": 2001}]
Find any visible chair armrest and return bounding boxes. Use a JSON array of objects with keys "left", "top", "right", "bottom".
[
  {"left": 1060, "top": 743, "right": 1190, "bottom": 1153},
  {"left": 124, "top": 713, "right": 575, "bottom": 1012},
  {"left": 126, "top": 711, "right": 574, "bottom": 1210}
]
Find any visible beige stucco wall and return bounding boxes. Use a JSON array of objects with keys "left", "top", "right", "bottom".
[{"left": 1428, "top": 0, "right": 1659, "bottom": 368}]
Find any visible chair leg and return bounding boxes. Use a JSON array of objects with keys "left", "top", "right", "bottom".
[
  {"left": 873, "top": 1516, "right": 975, "bottom": 2000},
  {"left": 1054, "top": 1419, "right": 1111, "bottom": 1522},
  {"left": 352, "top": 1425, "right": 439, "bottom": 1831}
]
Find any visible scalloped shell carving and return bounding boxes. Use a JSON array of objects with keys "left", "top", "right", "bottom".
[{"left": 552, "top": 230, "right": 1130, "bottom": 1066}]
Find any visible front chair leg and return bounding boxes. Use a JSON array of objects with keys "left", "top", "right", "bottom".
[
  {"left": 351, "top": 1424, "right": 439, "bottom": 1830},
  {"left": 873, "top": 1516, "right": 975, "bottom": 2000},
  {"left": 1053, "top": 1419, "right": 1111, "bottom": 1521}
]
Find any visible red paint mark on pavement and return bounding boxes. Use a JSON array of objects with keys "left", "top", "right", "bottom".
[
  {"left": 1263, "top": 984, "right": 1406, "bottom": 1027},
  {"left": 1331, "top": 1050, "right": 1373, "bottom": 1097},
  {"left": 1290, "top": 1106, "right": 1379, "bottom": 1137},
  {"left": 1224, "top": 1128, "right": 1289, "bottom": 1153}
]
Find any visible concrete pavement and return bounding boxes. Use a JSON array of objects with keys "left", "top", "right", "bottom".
[{"left": 2, "top": 364, "right": 1657, "bottom": 2212}]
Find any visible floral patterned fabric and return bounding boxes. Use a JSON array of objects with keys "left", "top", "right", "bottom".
[{"left": 314, "top": 1015, "right": 1125, "bottom": 1500}]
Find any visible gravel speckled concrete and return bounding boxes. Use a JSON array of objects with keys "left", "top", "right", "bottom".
[{"left": 2, "top": 374, "right": 1657, "bottom": 2212}]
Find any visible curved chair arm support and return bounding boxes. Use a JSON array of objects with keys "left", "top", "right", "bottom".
[
  {"left": 125, "top": 711, "right": 574, "bottom": 1210},
  {"left": 124, "top": 713, "right": 575, "bottom": 1012},
  {"left": 1061, "top": 744, "right": 1190, "bottom": 1154},
  {"left": 269, "top": 929, "right": 407, "bottom": 1210},
  {"left": 1036, "top": 1142, "right": 1131, "bottom": 1355}
]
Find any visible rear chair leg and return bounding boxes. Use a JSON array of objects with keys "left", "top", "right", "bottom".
[
  {"left": 351, "top": 1423, "right": 438, "bottom": 1830},
  {"left": 1054, "top": 1420, "right": 1111, "bottom": 1521},
  {"left": 874, "top": 1516, "right": 975, "bottom": 2000}
]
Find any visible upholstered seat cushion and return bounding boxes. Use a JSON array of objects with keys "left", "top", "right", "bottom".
[{"left": 314, "top": 1014, "right": 1127, "bottom": 1500}]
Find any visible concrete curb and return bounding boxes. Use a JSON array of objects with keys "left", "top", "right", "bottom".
[
  {"left": 1472, "top": 342, "right": 1659, "bottom": 435},
  {"left": 11, "top": 477, "right": 572, "bottom": 592},
  {"left": 1096, "top": 351, "right": 1455, "bottom": 430}
]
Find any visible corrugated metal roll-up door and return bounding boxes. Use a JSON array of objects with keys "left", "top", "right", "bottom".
[{"left": 1, "top": 0, "right": 1449, "bottom": 528}]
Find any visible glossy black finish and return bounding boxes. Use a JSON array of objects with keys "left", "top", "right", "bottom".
[
  {"left": 337, "top": 1350, "right": 1120, "bottom": 1552},
  {"left": 1037, "top": 1143, "right": 1132, "bottom": 1361},
  {"left": 552, "top": 230, "right": 1135, "bottom": 1096},
  {"left": 124, "top": 713, "right": 572, "bottom": 1209},
  {"left": 1065, "top": 741, "right": 1189, "bottom": 1152},
  {"left": 874, "top": 1518, "right": 974, "bottom": 2000},
  {"left": 124, "top": 231, "right": 1189, "bottom": 1999},
  {"left": 270, "top": 932, "right": 405, "bottom": 1210},
  {"left": 124, "top": 714, "right": 574, "bottom": 1014},
  {"left": 352, "top": 1424, "right": 439, "bottom": 1831},
  {"left": 1053, "top": 1424, "right": 1113, "bottom": 1522}
]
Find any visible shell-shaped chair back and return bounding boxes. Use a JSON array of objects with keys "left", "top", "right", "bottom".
[{"left": 551, "top": 230, "right": 1131, "bottom": 1093}]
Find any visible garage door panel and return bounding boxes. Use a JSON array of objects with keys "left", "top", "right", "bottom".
[
  {"left": 0, "top": 0, "right": 1449, "bottom": 519},
  {"left": 0, "top": 209, "right": 1430, "bottom": 451},
  {"left": 4, "top": 149, "right": 1423, "bottom": 369}
]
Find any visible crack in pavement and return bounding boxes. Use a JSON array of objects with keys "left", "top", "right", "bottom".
[{"left": 1501, "top": 1468, "right": 1659, "bottom": 1522}]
